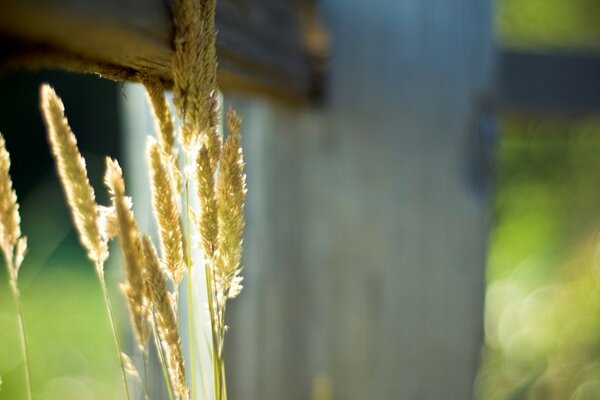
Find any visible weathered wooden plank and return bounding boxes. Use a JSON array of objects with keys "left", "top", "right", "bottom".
[
  {"left": 0, "top": 0, "right": 315, "bottom": 103},
  {"left": 497, "top": 50, "right": 600, "bottom": 114},
  {"left": 219, "top": 0, "right": 494, "bottom": 398}
]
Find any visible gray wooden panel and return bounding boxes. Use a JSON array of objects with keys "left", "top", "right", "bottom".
[
  {"left": 117, "top": 0, "right": 493, "bottom": 398},
  {"left": 224, "top": 0, "right": 493, "bottom": 399}
]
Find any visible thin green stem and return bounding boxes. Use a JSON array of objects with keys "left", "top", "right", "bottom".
[
  {"left": 219, "top": 354, "right": 227, "bottom": 400},
  {"left": 204, "top": 261, "right": 220, "bottom": 400},
  {"left": 197, "top": 332, "right": 209, "bottom": 400},
  {"left": 152, "top": 317, "right": 175, "bottom": 400},
  {"left": 183, "top": 152, "right": 197, "bottom": 400},
  {"left": 186, "top": 270, "right": 197, "bottom": 400},
  {"left": 8, "top": 276, "right": 33, "bottom": 400},
  {"left": 143, "top": 348, "right": 150, "bottom": 400},
  {"left": 97, "top": 269, "right": 132, "bottom": 400}
]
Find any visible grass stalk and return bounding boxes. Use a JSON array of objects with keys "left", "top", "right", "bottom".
[
  {"left": 143, "top": 348, "right": 150, "bottom": 400},
  {"left": 219, "top": 354, "right": 227, "bottom": 400},
  {"left": 197, "top": 332, "right": 209, "bottom": 400},
  {"left": 183, "top": 153, "right": 197, "bottom": 400},
  {"left": 7, "top": 277, "right": 33, "bottom": 400},
  {"left": 204, "top": 260, "right": 220, "bottom": 400},
  {"left": 152, "top": 316, "right": 175, "bottom": 400},
  {"left": 186, "top": 270, "right": 197, "bottom": 400},
  {"left": 97, "top": 267, "right": 132, "bottom": 400}
]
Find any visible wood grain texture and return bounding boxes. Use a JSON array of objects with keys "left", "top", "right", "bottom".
[
  {"left": 221, "top": 0, "right": 494, "bottom": 399},
  {"left": 0, "top": 0, "right": 313, "bottom": 103}
]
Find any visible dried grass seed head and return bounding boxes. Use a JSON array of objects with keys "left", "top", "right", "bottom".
[
  {"left": 140, "top": 74, "right": 176, "bottom": 155},
  {"left": 0, "top": 134, "right": 27, "bottom": 279},
  {"left": 40, "top": 84, "right": 108, "bottom": 267},
  {"left": 147, "top": 137, "right": 185, "bottom": 285},
  {"left": 141, "top": 235, "right": 188, "bottom": 400},
  {"left": 216, "top": 108, "right": 246, "bottom": 300},
  {"left": 195, "top": 145, "right": 218, "bottom": 261},
  {"left": 172, "top": 0, "right": 218, "bottom": 134},
  {"left": 205, "top": 92, "right": 223, "bottom": 171},
  {"left": 0, "top": 134, "right": 21, "bottom": 255},
  {"left": 105, "top": 157, "right": 150, "bottom": 348}
]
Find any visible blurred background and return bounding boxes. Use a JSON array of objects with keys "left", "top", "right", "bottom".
[
  {"left": 0, "top": 0, "right": 599, "bottom": 399},
  {"left": 0, "top": 72, "right": 125, "bottom": 399},
  {"left": 476, "top": 0, "right": 600, "bottom": 399}
]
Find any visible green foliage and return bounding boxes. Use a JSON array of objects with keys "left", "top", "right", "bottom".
[
  {"left": 498, "top": 0, "right": 600, "bottom": 52},
  {"left": 0, "top": 262, "right": 119, "bottom": 400},
  {"left": 477, "top": 115, "right": 600, "bottom": 399}
]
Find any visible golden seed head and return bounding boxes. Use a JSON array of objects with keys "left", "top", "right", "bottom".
[
  {"left": 195, "top": 145, "right": 218, "bottom": 261},
  {"left": 142, "top": 235, "right": 188, "bottom": 400},
  {"left": 172, "top": 0, "right": 217, "bottom": 134},
  {"left": 140, "top": 74, "right": 176, "bottom": 156},
  {"left": 105, "top": 157, "right": 150, "bottom": 348},
  {"left": 40, "top": 84, "right": 108, "bottom": 268},
  {"left": 0, "top": 134, "right": 21, "bottom": 255},
  {"left": 205, "top": 93, "right": 223, "bottom": 172},
  {"left": 0, "top": 134, "right": 27, "bottom": 280},
  {"left": 147, "top": 138, "right": 185, "bottom": 285},
  {"left": 216, "top": 108, "right": 246, "bottom": 300}
]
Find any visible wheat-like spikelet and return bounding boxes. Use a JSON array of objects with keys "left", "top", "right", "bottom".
[
  {"left": 0, "top": 134, "right": 28, "bottom": 281},
  {"left": 172, "top": 0, "right": 218, "bottom": 142},
  {"left": 215, "top": 108, "right": 246, "bottom": 303},
  {"left": 0, "top": 133, "right": 32, "bottom": 400},
  {"left": 198, "top": 0, "right": 217, "bottom": 117},
  {"left": 147, "top": 138, "right": 185, "bottom": 285},
  {"left": 98, "top": 204, "right": 119, "bottom": 240},
  {"left": 40, "top": 84, "right": 108, "bottom": 268},
  {"left": 198, "top": 0, "right": 218, "bottom": 104},
  {"left": 205, "top": 93, "right": 223, "bottom": 171},
  {"left": 180, "top": 123, "right": 200, "bottom": 153},
  {"left": 0, "top": 134, "right": 22, "bottom": 261},
  {"left": 139, "top": 73, "right": 184, "bottom": 194},
  {"left": 142, "top": 235, "right": 188, "bottom": 400},
  {"left": 172, "top": 0, "right": 203, "bottom": 124},
  {"left": 105, "top": 158, "right": 150, "bottom": 349},
  {"left": 196, "top": 145, "right": 218, "bottom": 262},
  {"left": 140, "top": 74, "right": 176, "bottom": 156},
  {"left": 208, "top": 92, "right": 221, "bottom": 131}
]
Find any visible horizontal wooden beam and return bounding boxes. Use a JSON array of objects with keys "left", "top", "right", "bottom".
[
  {"left": 496, "top": 50, "right": 600, "bottom": 115},
  {"left": 0, "top": 0, "right": 321, "bottom": 104}
]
